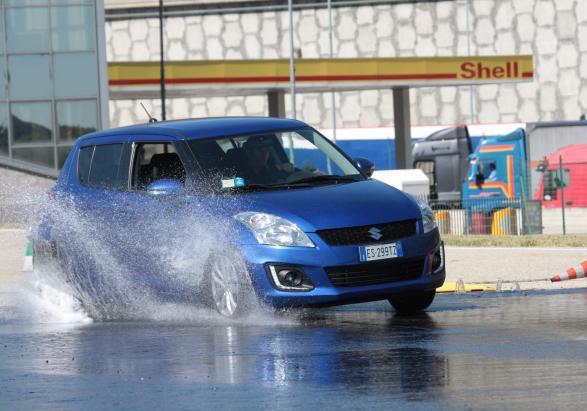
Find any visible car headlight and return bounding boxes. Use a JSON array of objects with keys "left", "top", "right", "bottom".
[
  {"left": 415, "top": 197, "right": 437, "bottom": 234},
  {"left": 234, "top": 212, "right": 315, "bottom": 247}
]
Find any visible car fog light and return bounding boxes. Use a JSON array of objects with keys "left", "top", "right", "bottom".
[
  {"left": 430, "top": 245, "right": 444, "bottom": 273},
  {"left": 279, "top": 269, "right": 304, "bottom": 287},
  {"left": 267, "top": 265, "right": 314, "bottom": 291}
]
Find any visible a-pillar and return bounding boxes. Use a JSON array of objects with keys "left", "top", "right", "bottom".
[
  {"left": 393, "top": 87, "right": 412, "bottom": 169},
  {"left": 267, "top": 90, "right": 286, "bottom": 118}
]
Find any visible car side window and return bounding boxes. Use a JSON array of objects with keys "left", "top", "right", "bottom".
[
  {"left": 78, "top": 146, "right": 94, "bottom": 185},
  {"left": 79, "top": 143, "right": 124, "bottom": 189},
  {"left": 131, "top": 142, "right": 186, "bottom": 190}
]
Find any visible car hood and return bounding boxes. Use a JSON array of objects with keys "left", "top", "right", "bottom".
[{"left": 202, "top": 179, "right": 422, "bottom": 232}]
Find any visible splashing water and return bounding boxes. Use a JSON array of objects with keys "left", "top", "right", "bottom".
[{"left": 0, "top": 184, "right": 295, "bottom": 326}]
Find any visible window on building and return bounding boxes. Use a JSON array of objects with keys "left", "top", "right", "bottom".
[
  {"left": 8, "top": 55, "right": 52, "bottom": 100},
  {"left": 51, "top": 5, "right": 96, "bottom": 52},
  {"left": 11, "top": 102, "right": 53, "bottom": 144},
  {"left": 0, "top": 12, "right": 4, "bottom": 55},
  {"left": 54, "top": 52, "right": 98, "bottom": 98},
  {"left": 58, "top": 146, "right": 73, "bottom": 169},
  {"left": 13, "top": 147, "right": 55, "bottom": 168},
  {"left": 6, "top": 7, "right": 50, "bottom": 54},
  {"left": 57, "top": 100, "right": 98, "bottom": 143},
  {"left": 0, "top": 60, "right": 5, "bottom": 100},
  {"left": 0, "top": 104, "right": 8, "bottom": 156}
]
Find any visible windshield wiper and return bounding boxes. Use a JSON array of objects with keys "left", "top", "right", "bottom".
[
  {"left": 224, "top": 184, "right": 273, "bottom": 191},
  {"left": 285, "top": 175, "right": 360, "bottom": 186},
  {"left": 224, "top": 184, "right": 285, "bottom": 193},
  {"left": 222, "top": 175, "right": 360, "bottom": 193}
]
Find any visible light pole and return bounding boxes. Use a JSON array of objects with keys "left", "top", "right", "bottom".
[
  {"left": 159, "top": 0, "right": 167, "bottom": 120},
  {"left": 288, "top": 0, "right": 297, "bottom": 119},
  {"left": 327, "top": 0, "right": 336, "bottom": 143}
]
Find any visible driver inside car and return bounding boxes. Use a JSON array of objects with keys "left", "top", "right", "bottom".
[{"left": 242, "top": 135, "right": 295, "bottom": 184}]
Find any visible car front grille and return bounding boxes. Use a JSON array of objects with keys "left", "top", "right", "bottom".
[
  {"left": 316, "top": 220, "right": 417, "bottom": 246},
  {"left": 325, "top": 257, "right": 425, "bottom": 287}
]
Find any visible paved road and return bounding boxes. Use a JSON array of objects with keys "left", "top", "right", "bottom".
[
  {"left": 0, "top": 229, "right": 27, "bottom": 283},
  {"left": 445, "top": 246, "right": 587, "bottom": 289},
  {"left": 1, "top": 290, "right": 587, "bottom": 410}
]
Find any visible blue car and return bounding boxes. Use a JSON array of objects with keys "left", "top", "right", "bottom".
[{"left": 34, "top": 117, "right": 445, "bottom": 318}]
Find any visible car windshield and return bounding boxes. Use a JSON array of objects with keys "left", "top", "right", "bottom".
[{"left": 187, "top": 127, "right": 364, "bottom": 193}]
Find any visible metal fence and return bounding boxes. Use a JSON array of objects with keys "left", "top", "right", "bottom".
[
  {"left": 429, "top": 198, "right": 531, "bottom": 236},
  {"left": 536, "top": 158, "right": 587, "bottom": 235},
  {"left": 427, "top": 157, "right": 587, "bottom": 236}
]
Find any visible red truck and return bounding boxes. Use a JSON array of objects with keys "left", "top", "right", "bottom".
[{"left": 534, "top": 143, "right": 587, "bottom": 208}]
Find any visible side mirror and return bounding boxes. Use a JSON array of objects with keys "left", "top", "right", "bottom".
[
  {"left": 146, "top": 179, "right": 185, "bottom": 196},
  {"left": 355, "top": 157, "right": 375, "bottom": 178}
]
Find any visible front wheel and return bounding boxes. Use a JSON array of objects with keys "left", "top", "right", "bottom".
[
  {"left": 208, "top": 255, "right": 254, "bottom": 317},
  {"left": 388, "top": 290, "right": 436, "bottom": 315}
]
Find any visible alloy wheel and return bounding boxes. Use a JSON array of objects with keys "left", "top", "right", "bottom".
[{"left": 209, "top": 257, "right": 245, "bottom": 317}]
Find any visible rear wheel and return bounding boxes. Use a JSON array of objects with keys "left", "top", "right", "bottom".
[
  {"left": 208, "top": 255, "right": 253, "bottom": 317},
  {"left": 388, "top": 290, "right": 436, "bottom": 314}
]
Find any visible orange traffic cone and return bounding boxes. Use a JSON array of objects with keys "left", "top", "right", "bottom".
[{"left": 550, "top": 261, "right": 587, "bottom": 282}]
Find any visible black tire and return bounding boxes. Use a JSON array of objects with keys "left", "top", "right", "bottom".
[{"left": 388, "top": 290, "right": 436, "bottom": 315}]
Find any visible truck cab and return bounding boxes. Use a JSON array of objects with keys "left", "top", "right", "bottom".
[
  {"left": 412, "top": 126, "right": 472, "bottom": 202},
  {"left": 462, "top": 128, "right": 527, "bottom": 206}
]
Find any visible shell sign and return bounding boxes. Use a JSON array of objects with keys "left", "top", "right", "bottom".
[{"left": 108, "top": 55, "right": 534, "bottom": 98}]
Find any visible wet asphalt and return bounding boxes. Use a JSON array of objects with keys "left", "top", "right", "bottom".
[{"left": 1, "top": 290, "right": 587, "bottom": 410}]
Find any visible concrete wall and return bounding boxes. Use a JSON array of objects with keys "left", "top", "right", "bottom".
[{"left": 106, "top": 0, "right": 587, "bottom": 128}]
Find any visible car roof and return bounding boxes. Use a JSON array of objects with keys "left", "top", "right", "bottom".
[{"left": 78, "top": 117, "right": 308, "bottom": 142}]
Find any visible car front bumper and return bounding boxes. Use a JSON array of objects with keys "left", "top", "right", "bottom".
[{"left": 239, "top": 230, "right": 446, "bottom": 308}]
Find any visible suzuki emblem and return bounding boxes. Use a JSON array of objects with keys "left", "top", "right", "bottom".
[{"left": 368, "top": 227, "right": 382, "bottom": 240}]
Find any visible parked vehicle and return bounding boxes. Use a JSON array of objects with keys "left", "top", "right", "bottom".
[
  {"left": 534, "top": 143, "right": 587, "bottom": 208},
  {"left": 462, "top": 128, "right": 528, "bottom": 205},
  {"left": 412, "top": 125, "right": 473, "bottom": 202},
  {"left": 33, "top": 117, "right": 445, "bottom": 318}
]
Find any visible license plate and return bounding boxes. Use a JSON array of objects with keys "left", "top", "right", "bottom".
[{"left": 359, "top": 242, "right": 403, "bottom": 262}]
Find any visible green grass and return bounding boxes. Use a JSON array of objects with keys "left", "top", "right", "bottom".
[{"left": 443, "top": 234, "right": 587, "bottom": 247}]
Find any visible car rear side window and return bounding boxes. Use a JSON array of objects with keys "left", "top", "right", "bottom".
[
  {"left": 78, "top": 143, "right": 125, "bottom": 190},
  {"left": 89, "top": 143, "right": 124, "bottom": 188},
  {"left": 78, "top": 146, "right": 93, "bottom": 185}
]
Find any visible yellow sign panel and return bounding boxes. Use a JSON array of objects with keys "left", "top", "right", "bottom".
[{"left": 108, "top": 55, "right": 533, "bottom": 97}]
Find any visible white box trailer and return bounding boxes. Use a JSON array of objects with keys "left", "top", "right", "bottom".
[{"left": 372, "top": 169, "right": 430, "bottom": 197}]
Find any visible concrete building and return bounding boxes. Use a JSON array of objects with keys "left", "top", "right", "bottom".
[{"left": 104, "top": 0, "right": 587, "bottom": 129}]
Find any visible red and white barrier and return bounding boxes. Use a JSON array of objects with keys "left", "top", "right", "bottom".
[{"left": 550, "top": 261, "right": 587, "bottom": 282}]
